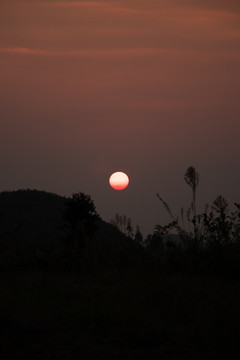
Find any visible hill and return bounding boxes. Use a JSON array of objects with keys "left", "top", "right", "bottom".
[
  {"left": 0, "top": 189, "right": 66, "bottom": 254},
  {"left": 0, "top": 189, "right": 140, "bottom": 259}
]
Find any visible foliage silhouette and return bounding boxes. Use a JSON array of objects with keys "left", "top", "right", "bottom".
[
  {"left": 155, "top": 166, "right": 240, "bottom": 247},
  {"left": 63, "top": 192, "right": 101, "bottom": 258},
  {"left": 184, "top": 166, "right": 199, "bottom": 215},
  {"left": 111, "top": 213, "right": 129, "bottom": 236},
  {"left": 111, "top": 213, "right": 144, "bottom": 245},
  {"left": 184, "top": 166, "right": 199, "bottom": 240}
]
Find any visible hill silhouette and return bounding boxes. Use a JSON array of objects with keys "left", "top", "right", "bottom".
[
  {"left": 0, "top": 189, "right": 66, "bottom": 253},
  {"left": 0, "top": 189, "right": 140, "bottom": 262}
]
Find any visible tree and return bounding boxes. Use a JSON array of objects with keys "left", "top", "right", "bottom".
[
  {"left": 64, "top": 192, "right": 100, "bottom": 255},
  {"left": 111, "top": 214, "right": 129, "bottom": 237},
  {"left": 126, "top": 218, "right": 134, "bottom": 239},
  {"left": 134, "top": 225, "right": 143, "bottom": 244},
  {"left": 202, "top": 196, "right": 238, "bottom": 245}
]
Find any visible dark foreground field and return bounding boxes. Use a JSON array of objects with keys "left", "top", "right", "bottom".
[
  {"left": 1, "top": 189, "right": 240, "bottom": 359},
  {"left": 0, "top": 256, "right": 240, "bottom": 360}
]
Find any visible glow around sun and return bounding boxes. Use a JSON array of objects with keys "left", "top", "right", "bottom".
[{"left": 109, "top": 171, "right": 129, "bottom": 190}]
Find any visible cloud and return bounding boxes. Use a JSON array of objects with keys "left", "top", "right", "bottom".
[
  {"left": 41, "top": 0, "right": 156, "bottom": 17},
  {"left": 1, "top": 47, "right": 240, "bottom": 64},
  {"left": 0, "top": 47, "right": 173, "bottom": 57},
  {"left": 46, "top": 1, "right": 110, "bottom": 8},
  {"left": 0, "top": 48, "right": 50, "bottom": 55},
  {"left": 45, "top": 0, "right": 240, "bottom": 16}
]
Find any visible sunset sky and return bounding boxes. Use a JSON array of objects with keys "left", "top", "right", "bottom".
[{"left": 1, "top": 0, "right": 240, "bottom": 235}]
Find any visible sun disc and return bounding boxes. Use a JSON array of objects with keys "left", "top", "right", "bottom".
[{"left": 109, "top": 171, "right": 129, "bottom": 190}]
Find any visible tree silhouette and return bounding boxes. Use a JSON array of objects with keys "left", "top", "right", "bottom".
[
  {"left": 202, "top": 196, "right": 240, "bottom": 245},
  {"left": 111, "top": 214, "right": 130, "bottom": 237},
  {"left": 126, "top": 218, "right": 134, "bottom": 239},
  {"left": 64, "top": 192, "right": 100, "bottom": 255},
  {"left": 134, "top": 225, "right": 143, "bottom": 244}
]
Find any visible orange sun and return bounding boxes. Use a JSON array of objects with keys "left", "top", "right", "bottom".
[{"left": 109, "top": 171, "right": 129, "bottom": 190}]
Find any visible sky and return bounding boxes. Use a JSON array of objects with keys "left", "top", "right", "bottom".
[{"left": 1, "top": 0, "right": 240, "bottom": 236}]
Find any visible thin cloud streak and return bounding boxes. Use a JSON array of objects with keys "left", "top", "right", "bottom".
[
  {"left": 40, "top": 0, "right": 240, "bottom": 19},
  {"left": 46, "top": 1, "right": 110, "bottom": 8},
  {"left": 1, "top": 47, "right": 240, "bottom": 64},
  {"left": 0, "top": 47, "right": 179, "bottom": 58}
]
